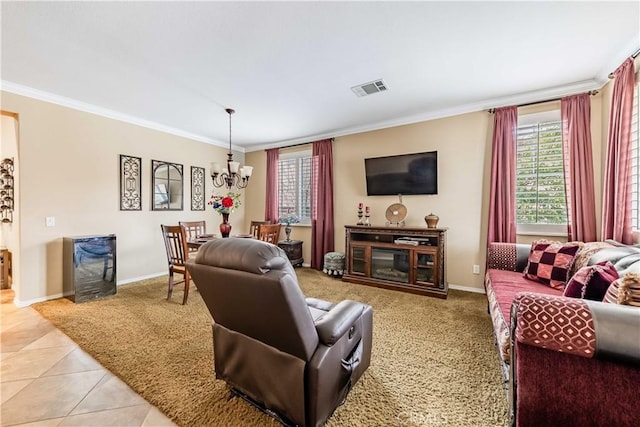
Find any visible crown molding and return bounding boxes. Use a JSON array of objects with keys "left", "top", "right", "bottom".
[
  {"left": 0, "top": 78, "right": 605, "bottom": 155},
  {"left": 0, "top": 80, "right": 248, "bottom": 152},
  {"left": 246, "top": 78, "right": 602, "bottom": 152}
]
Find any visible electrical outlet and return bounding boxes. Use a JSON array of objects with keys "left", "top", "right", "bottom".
[
  {"left": 472, "top": 264, "right": 480, "bottom": 275},
  {"left": 45, "top": 216, "right": 55, "bottom": 227}
]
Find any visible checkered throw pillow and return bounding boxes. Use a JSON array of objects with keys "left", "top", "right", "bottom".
[{"left": 523, "top": 241, "right": 582, "bottom": 290}]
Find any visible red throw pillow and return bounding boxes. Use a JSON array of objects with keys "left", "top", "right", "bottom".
[
  {"left": 563, "top": 260, "right": 619, "bottom": 301},
  {"left": 523, "top": 241, "right": 582, "bottom": 290}
]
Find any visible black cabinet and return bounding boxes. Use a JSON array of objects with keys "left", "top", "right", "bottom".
[
  {"left": 278, "top": 240, "right": 303, "bottom": 267},
  {"left": 63, "top": 235, "right": 116, "bottom": 303}
]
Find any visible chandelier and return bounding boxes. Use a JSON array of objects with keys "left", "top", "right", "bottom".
[{"left": 210, "top": 108, "right": 253, "bottom": 190}]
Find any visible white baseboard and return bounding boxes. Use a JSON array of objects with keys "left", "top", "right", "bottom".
[
  {"left": 13, "top": 272, "right": 167, "bottom": 307},
  {"left": 14, "top": 293, "right": 66, "bottom": 308},
  {"left": 448, "top": 283, "right": 486, "bottom": 294},
  {"left": 117, "top": 272, "right": 166, "bottom": 286}
]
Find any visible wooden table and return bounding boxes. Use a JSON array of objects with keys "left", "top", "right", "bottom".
[
  {"left": 187, "top": 234, "right": 255, "bottom": 250},
  {"left": 187, "top": 236, "right": 217, "bottom": 250}
]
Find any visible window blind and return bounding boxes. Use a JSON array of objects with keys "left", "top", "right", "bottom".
[
  {"left": 278, "top": 151, "right": 312, "bottom": 222},
  {"left": 516, "top": 119, "right": 567, "bottom": 225}
]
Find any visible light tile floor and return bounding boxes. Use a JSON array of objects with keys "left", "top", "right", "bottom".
[{"left": 0, "top": 290, "right": 176, "bottom": 427}]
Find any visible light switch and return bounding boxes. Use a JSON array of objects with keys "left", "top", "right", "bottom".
[{"left": 45, "top": 216, "right": 55, "bottom": 227}]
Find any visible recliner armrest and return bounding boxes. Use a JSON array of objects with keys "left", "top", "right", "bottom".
[{"left": 314, "top": 300, "right": 365, "bottom": 346}]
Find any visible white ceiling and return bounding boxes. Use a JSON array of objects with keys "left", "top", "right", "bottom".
[{"left": 2, "top": 1, "right": 639, "bottom": 152}]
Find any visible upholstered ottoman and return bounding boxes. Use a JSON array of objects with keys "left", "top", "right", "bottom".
[{"left": 323, "top": 252, "right": 345, "bottom": 276}]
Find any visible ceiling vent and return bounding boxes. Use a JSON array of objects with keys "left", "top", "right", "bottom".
[{"left": 351, "top": 79, "right": 388, "bottom": 97}]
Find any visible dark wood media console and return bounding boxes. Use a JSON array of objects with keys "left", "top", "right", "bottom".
[{"left": 343, "top": 225, "right": 447, "bottom": 298}]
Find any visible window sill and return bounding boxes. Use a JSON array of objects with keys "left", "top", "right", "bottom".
[
  {"left": 517, "top": 224, "right": 567, "bottom": 237},
  {"left": 516, "top": 231, "right": 568, "bottom": 237}
]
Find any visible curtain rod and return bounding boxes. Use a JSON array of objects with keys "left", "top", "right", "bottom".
[
  {"left": 265, "top": 137, "right": 334, "bottom": 152},
  {"left": 487, "top": 90, "right": 599, "bottom": 114},
  {"left": 608, "top": 48, "right": 640, "bottom": 79}
]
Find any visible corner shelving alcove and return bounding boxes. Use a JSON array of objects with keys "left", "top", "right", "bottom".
[{"left": 343, "top": 225, "right": 447, "bottom": 299}]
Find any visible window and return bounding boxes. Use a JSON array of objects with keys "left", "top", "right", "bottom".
[
  {"left": 278, "top": 150, "right": 312, "bottom": 223},
  {"left": 631, "top": 74, "right": 639, "bottom": 230},
  {"left": 515, "top": 110, "right": 568, "bottom": 235}
]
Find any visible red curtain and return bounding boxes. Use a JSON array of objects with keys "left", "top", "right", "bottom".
[
  {"left": 264, "top": 148, "right": 279, "bottom": 223},
  {"left": 311, "top": 139, "right": 334, "bottom": 269},
  {"left": 602, "top": 57, "right": 636, "bottom": 244},
  {"left": 487, "top": 106, "right": 518, "bottom": 244},
  {"left": 561, "top": 93, "right": 597, "bottom": 242}
]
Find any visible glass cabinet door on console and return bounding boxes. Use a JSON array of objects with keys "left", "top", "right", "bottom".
[
  {"left": 413, "top": 249, "right": 438, "bottom": 287},
  {"left": 371, "top": 247, "right": 410, "bottom": 283},
  {"left": 349, "top": 244, "right": 370, "bottom": 276}
]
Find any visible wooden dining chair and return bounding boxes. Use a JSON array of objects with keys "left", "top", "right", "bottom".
[
  {"left": 257, "top": 223, "right": 282, "bottom": 244},
  {"left": 160, "top": 224, "right": 192, "bottom": 305},
  {"left": 179, "top": 220, "right": 207, "bottom": 253},
  {"left": 249, "top": 220, "right": 271, "bottom": 239}
]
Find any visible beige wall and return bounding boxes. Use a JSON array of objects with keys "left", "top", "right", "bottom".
[
  {"left": 334, "top": 113, "right": 490, "bottom": 290},
  {"left": 247, "top": 112, "right": 492, "bottom": 290},
  {"left": 1, "top": 91, "right": 245, "bottom": 305},
  {"left": 246, "top": 93, "right": 609, "bottom": 292}
]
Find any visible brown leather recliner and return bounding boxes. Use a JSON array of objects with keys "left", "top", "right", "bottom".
[{"left": 186, "top": 238, "right": 373, "bottom": 427}]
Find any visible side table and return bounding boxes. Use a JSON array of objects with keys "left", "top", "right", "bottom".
[{"left": 278, "top": 239, "right": 304, "bottom": 267}]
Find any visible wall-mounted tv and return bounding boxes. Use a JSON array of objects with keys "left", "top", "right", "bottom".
[{"left": 365, "top": 151, "right": 438, "bottom": 196}]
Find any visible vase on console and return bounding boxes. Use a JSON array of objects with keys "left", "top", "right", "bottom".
[
  {"left": 219, "top": 213, "right": 232, "bottom": 238},
  {"left": 424, "top": 213, "right": 439, "bottom": 228}
]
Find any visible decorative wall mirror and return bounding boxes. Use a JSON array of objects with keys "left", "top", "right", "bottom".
[{"left": 152, "top": 160, "right": 183, "bottom": 210}]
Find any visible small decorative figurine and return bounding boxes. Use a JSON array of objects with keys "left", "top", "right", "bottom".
[{"left": 357, "top": 202, "right": 364, "bottom": 225}]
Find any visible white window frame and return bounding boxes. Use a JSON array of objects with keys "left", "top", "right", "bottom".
[
  {"left": 515, "top": 110, "right": 568, "bottom": 237},
  {"left": 277, "top": 150, "right": 312, "bottom": 225}
]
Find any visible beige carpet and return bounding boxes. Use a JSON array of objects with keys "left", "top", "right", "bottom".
[{"left": 33, "top": 268, "right": 509, "bottom": 427}]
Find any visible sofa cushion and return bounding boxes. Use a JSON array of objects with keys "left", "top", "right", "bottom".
[
  {"left": 563, "top": 261, "right": 619, "bottom": 301},
  {"left": 588, "top": 246, "right": 640, "bottom": 276},
  {"left": 571, "top": 241, "right": 613, "bottom": 276},
  {"left": 485, "top": 269, "right": 563, "bottom": 363},
  {"left": 523, "top": 241, "right": 582, "bottom": 290},
  {"left": 603, "top": 273, "right": 640, "bottom": 306}
]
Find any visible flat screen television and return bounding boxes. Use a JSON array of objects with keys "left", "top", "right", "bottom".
[{"left": 365, "top": 151, "right": 438, "bottom": 196}]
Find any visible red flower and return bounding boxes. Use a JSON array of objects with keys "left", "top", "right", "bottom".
[{"left": 221, "top": 196, "right": 234, "bottom": 208}]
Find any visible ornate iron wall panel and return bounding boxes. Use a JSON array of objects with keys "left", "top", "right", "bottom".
[
  {"left": 119, "top": 155, "right": 142, "bottom": 211},
  {"left": 191, "top": 166, "right": 206, "bottom": 211}
]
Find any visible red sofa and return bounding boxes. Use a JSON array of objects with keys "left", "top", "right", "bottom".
[{"left": 484, "top": 242, "right": 640, "bottom": 426}]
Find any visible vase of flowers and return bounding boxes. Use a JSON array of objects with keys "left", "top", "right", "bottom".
[
  {"left": 209, "top": 192, "right": 241, "bottom": 238},
  {"left": 278, "top": 213, "right": 300, "bottom": 241}
]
